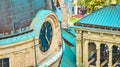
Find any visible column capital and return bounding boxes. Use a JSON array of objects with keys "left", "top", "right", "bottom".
[
  {"left": 95, "top": 42, "right": 101, "bottom": 49},
  {"left": 107, "top": 43, "right": 113, "bottom": 51}
]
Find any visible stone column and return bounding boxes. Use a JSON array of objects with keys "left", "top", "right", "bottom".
[
  {"left": 76, "top": 30, "right": 82, "bottom": 67},
  {"left": 61, "top": 3, "right": 69, "bottom": 29},
  {"left": 96, "top": 42, "right": 100, "bottom": 67},
  {"left": 108, "top": 44, "right": 112, "bottom": 67},
  {"left": 76, "top": 37, "right": 80, "bottom": 67},
  {"left": 83, "top": 40, "right": 89, "bottom": 67}
]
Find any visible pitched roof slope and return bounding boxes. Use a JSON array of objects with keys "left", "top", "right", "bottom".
[{"left": 77, "top": 5, "right": 120, "bottom": 28}]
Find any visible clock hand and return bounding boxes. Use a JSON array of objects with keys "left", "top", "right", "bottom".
[
  {"left": 45, "top": 26, "right": 50, "bottom": 46},
  {"left": 45, "top": 35, "right": 50, "bottom": 46}
]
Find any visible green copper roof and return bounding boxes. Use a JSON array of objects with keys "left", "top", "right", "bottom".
[
  {"left": 60, "top": 43, "right": 76, "bottom": 67},
  {"left": 62, "top": 29, "right": 76, "bottom": 46},
  {"left": 77, "top": 5, "right": 120, "bottom": 28}
]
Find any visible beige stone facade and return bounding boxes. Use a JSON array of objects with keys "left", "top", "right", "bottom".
[
  {"left": 0, "top": 12, "right": 62, "bottom": 67},
  {"left": 0, "top": 38, "right": 37, "bottom": 67},
  {"left": 75, "top": 27, "right": 120, "bottom": 67},
  {"left": 0, "top": 36, "right": 62, "bottom": 67}
]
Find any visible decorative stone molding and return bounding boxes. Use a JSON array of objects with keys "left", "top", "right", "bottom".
[
  {"left": 76, "top": 30, "right": 83, "bottom": 41},
  {"left": 100, "top": 33, "right": 103, "bottom": 37},
  {"left": 76, "top": 30, "right": 82, "bottom": 34},
  {"left": 88, "top": 31, "right": 91, "bottom": 36},
  {"left": 76, "top": 35, "right": 81, "bottom": 42},
  {"left": 112, "top": 34, "right": 116, "bottom": 39}
]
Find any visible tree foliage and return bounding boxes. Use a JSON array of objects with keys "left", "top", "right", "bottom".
[{"left": 77, "top": 0, "right": 117, "bottom": 13}]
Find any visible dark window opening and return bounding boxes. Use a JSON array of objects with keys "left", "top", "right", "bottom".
[
  {"left": 0, "top": 58, "right": 9, "bottom": 67},
  {"left": 106, "top": 27, "right": 111, "bottom": 30},
  {"left": 112, "top": 28, "right": 117, "bottom": 31},
  {"left": 118, "top": 29, "right": 120, "bottom": 31},
  {"left": 99, "top": 26, "right": 105, "bottom": 29},
  {"left": 94, "top": 25, "right": 99, "bottom": 28}
]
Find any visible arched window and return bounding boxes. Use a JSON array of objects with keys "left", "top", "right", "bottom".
[
  {"left": 112, "top": 45, "right": 120, "bottom": 67},
  {"left": 88, "top": 42, "right": 96, "bottom": 66},
  {"left": 100, "top": 44, "right": 108, "bottom": 67}
]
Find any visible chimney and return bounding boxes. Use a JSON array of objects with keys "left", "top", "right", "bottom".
[{"left": 111, "top": 0, "right": 117, "bottom": 5}]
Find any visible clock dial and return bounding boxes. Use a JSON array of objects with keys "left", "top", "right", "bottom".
[{"left": 39, "top": 21, "right": 53, "bottom": 52}]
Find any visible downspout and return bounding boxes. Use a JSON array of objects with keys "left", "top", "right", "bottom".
[
  {"left": 30, "top": 1, "right": 37, "bottom": 66},
  {"left": 31, "top": 34, "right": 38, "bottom": 67}
]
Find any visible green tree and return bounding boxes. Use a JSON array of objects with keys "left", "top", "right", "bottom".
[{"left": 77, "top": 0, "right": 110, "bottom": 13}]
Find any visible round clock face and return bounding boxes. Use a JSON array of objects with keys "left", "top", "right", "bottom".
[{"left": 39, "top": 21, "right": 53, "bottom": 52}]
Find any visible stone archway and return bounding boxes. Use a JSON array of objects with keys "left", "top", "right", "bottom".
[
  {"left": 100, "top": 44, "right": 109, "bottom": 67},
  {"left": 88, "top": 42, "right": 96, "bottom": 66},
  {"left": 112, "top": 45, "right": 120, "bottom": 67}
]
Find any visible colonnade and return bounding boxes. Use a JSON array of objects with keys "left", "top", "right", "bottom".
[
  {"left": 75, "top": 26, "right": 120, "bottom": 67},
  {"left": 76, "top": 38, "right": 120, "bottom": 67}
]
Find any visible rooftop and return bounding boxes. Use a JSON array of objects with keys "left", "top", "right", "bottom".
[{"left": 75, "top": 4, "right": 120, "bottom": 29}]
